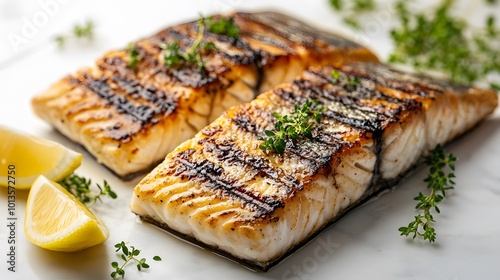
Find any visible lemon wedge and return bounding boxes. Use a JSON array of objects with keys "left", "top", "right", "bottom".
[
  {"left": 0, "top": 126, "right": 82, "bottom": 189},
  {"left": 24, "top": 175, "right": 109, "bottom": 252}
]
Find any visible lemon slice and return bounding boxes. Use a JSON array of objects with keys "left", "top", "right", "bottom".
[
  {"left": 25, "top": 175, "right": 109, "bottom": 252},
  {"left": 0, "top": 126, "right": 82, "bottom": 189}
]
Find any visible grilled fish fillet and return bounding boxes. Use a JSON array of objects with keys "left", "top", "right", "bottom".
[
  {"left": 31, "top": 12, "right": 378, "bottom": 178},
  {"left": 130, "top": 63, "right": 498, "bottom": 271}
]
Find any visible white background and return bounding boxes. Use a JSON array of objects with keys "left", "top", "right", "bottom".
[{"left": 0, "top": 0, "right": 499, "bottom": 279}]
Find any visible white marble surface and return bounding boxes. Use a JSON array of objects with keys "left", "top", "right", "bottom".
[{"left": 0, "top": 0, "right": 499, "bottom": 279}]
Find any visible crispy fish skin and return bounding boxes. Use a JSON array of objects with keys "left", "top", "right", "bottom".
[
  {"left": 130, "top": 63, "right": 498, "bottom": 271},
  {"left": 31, "top": 12, "right": 378, "bottom": 178}
]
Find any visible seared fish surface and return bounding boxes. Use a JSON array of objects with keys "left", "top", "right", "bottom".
[
  {"left": 31, "top": 12, "right": 377, "bottom": 178},
  {"left": 130, "top": 63, "right": 498, "bottom": 271}
]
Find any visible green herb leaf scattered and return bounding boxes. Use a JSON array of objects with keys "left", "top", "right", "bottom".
[
  {"left": 330, "top": 70, "right": 361, "bottom": 89},
  {"left": 259, "top": 100, "right": 325, "bottom": 154},
  {"left": 161, "top": 16, "right": 217, "bottom": 71},
  {"left": 55, "top": 20, "right": 94, "bottom": 47},
  {"left": 398, "top": 145, "right": 457, "bottom": 243},
  {"left": 59, "top": 173, "right": 117, "bottom": 207},
  {"left": 207, "top": 16, "right": 240, "bottom": 39},
  {"left": 111, "top": 241, "right": 162, "bottom": 279},
  {"left": 127, "top": 43, "right": 140, "bottom": 70}
]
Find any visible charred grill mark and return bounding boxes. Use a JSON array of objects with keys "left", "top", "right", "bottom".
[
  {"left": 155, "top": 27, "right": 193, "bottom": 44},
  {"left": 306, "top": 68, "right": 423, "bottom": 114},
  {"left": 275, "top": 87, "right": 387, "bottom": 132},
  {"left": 232, "top": 114, "right": 260, "bottom": 135},
  {"left": 285, "top": 140, "right": 337, "bottom": 173},
  {"left": 112, "top": 76, "right": 177, "bottom": 119},
  {"left": 170, "top": 67, "right": 219, "bottom": 88},
  {"left": 142, "top": 26, "right": 223, "bottom": 88},
  {"left": 99, "top": 56, "right": 133, "bottom": 77},
  {"left": 301, "top": 68, "right": 418, "bottom": 107},
  {"left": 215, "top": 49, "right": 258, "bottom": 66},
  {"left": 271, "top": 69, "right": 423, "bottom": 132},
  {"left": 231, "top": 106, "right": 274, "bottom": 136},
  {"left": 340, "top": 63, "right": 447, "bottom": 97},
  {"left": 158, "top": 22, "right": 262, "bottom": 67},
  {"left": 246, "top": 33, "right": 296, "bottom": 53},
  {"left": 199, "top": 137, "right": 303, "bottom": 195},
  {"left": 245, "top": 12, "right": 360, "bottom": 50},
  {"left": 171, "top": 149, "right": 283, "bottom": 216},
  {"left": 323, "top": 110, "right": 383, "bottom": 132},
  {"left": 78, "top": 73, "right": 177, "bottom": 125},
  {"left": 201, "top": 125, "right": 223, "bottom": 136},
  {"left": 206, "top": 34, "right": 261, "bottom": 66}
]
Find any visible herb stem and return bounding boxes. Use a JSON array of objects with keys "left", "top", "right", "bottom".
[{"left": 189, "top": 18, "right": 205, "bottom": 55}]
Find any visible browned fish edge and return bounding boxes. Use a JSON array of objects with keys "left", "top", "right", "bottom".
[{"left": 136, "top": 162, "right": 421, "bottom": 272}]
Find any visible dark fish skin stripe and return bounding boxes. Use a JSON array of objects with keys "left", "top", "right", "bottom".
[
  {"left": 246, "top": 33, "right": 296, "bottom": 53},
  {"left": 76, "top": 73, "right": 178, "bottom": 125},
  {"left": 274, "top": 87, "right": 387, "bottom": 132},
  {"left": 306, "top": 68, "right": 423, "bottom": 117},
  {"left": 339, "top": 63, "right": 453, "bottom": 96},
  {"left": 244, "top": 12, "right": 361, "bottom": 50},
  {"left": 198, "top": 137, "right": 304, "bottom": 196},
  {"left": 170, "top": 149, "right": 283, "bottom": 216}
]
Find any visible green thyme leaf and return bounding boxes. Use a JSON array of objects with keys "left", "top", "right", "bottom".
[
  {"left": 399, "top": 145, "right": 457, "bottom": 243},
  {"left": 59, "top": 173, "right": 117, "bottom": 207},
  {"left": 207, "top": 16, "right": 240, "bottom": 39},
  {"left": 127, "top": 43, "right": 140, "bottom": 70},
  {"left": 160, "top": 16, "right": 217, "bottom": 71},
  {"left": 259, "top": 100, "right": 325, "bottom": 154},
  {"left": 111, "top": 242, "right": 162, "bottom": 279},
  {"left": 55, "top": 20, "right": 94, "bottom": 47},
  {"left": 330, "top": 70, "right": 361, "bottom": 89}
]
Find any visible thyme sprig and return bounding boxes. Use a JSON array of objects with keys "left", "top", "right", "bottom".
[
  {"left": 399, "top": 145, "right": 457, "bottom": 243},
  {"left": 55, "top": 20, "right": 94, "bottom": 47},
  {"left": 161, "top": 16, "right": 217, "bottom": 71},
  {"left": 259, "top": 100, "right": 325, "bottom": 154},
  {"left": 111, "top": 241, "right": 162, "bottom": 279},
  {"left": 59, "top": 173, "right": 117, "bottom": 207}
]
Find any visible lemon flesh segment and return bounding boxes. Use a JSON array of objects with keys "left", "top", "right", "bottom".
[
  {"left": 25, "top": 175, "right": 109, "bottom": 252},
  {"left": 0, "top": 126, "right": 82, "bottom": 189}
]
